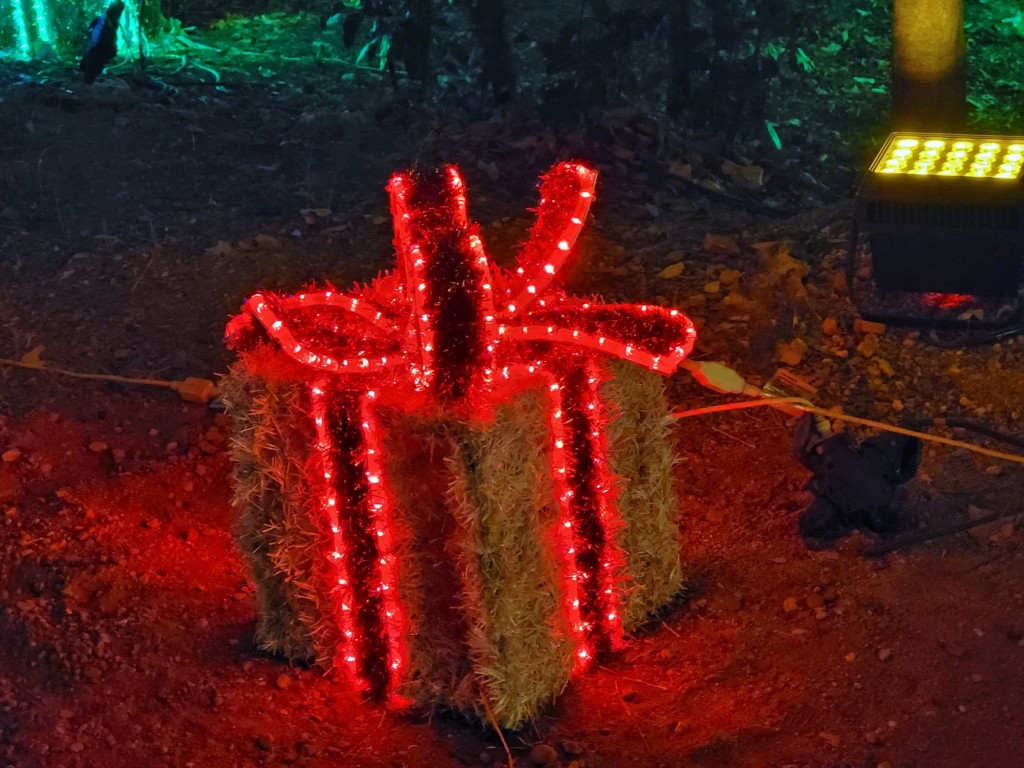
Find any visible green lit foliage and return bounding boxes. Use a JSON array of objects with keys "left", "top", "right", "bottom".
[
  {"left": 1, "top": 0, "right": 158, "bottom": 61},
  {"left": 322, "top": 0, "right": 434, "bottom": 86},
  {"left": 319, "top": 0, "right": 516, "bottom": 102},
  {"left": 966, "top": 0, "right": 1024, "bottom": 131},
  {"left": 536, "top": 0, "right": 787, "bottom": 131}
]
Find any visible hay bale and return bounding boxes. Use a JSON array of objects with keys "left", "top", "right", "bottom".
[
  {"left": 221, "top": 367, "right": 338, "bottom": 665},
  {"left": 603, "top": 359, "right": 683, "bottom": 628},
  {"left": 224, "top": 361, "right": 682, "bottom": 728}
]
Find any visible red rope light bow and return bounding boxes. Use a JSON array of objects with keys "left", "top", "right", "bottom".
[{"left": 227, "top": 162, "right": 696, "bottom": 698}]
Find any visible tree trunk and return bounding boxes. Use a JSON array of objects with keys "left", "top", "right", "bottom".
[
  {"left": 465, "top": 0, "right": 516, "bottom": 105},
  {"left": 666, "top": 0, "right": 692, "bottom": 118},
  {"left": 891, "top": 0, "right": 966, "bottom": 130}
]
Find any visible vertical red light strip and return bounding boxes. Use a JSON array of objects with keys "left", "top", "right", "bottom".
[
  {"left": 554, "top": 358, "right": 626, "bottom": 660},
  {"left": 576, "top": 360, "right": 625, "bottom": 650},
  {"left": 544, "top": 373, "right": 590, "bottom": 668},
  {"left": 309, "top": 381, "right": 360, "bottom": 680},
  {"left": 309, "top": 385, "right": 404, "bottom": 697},
  {"left": 469, "top": 231, "right": 498, "bottom": 385},
  {"left": 389, "top": 173, "right": 435, "bottom": 390},
  {"left": 359, "top": 389, "right": 408, "bottom": 690}
]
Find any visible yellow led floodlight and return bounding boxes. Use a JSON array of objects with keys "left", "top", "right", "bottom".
[
  {"left": 850, "top": 133, "right": 1024, "bottom": 323},
  {"left": 870, "top": 133, "right": 1024, "bottom": 179}
]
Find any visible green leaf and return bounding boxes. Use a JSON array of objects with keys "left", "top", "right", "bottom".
[
  {"left": 765, "top": 120, "right": 782, "bottom": 150},
  {"left": 763, "top": 41, "right": 785, "bottom": 61},
  {"left": 795, "top": 47, "right": 815, "bottom": 72}
]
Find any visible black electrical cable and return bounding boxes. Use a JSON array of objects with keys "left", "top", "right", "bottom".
[
  {"left": 906, "top": 417, "right": 1024, "bottom": 451},
  {"left": 920, "top": 323, "right": 1024, "bottom": 349}
]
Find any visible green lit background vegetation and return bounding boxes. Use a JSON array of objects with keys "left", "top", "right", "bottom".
[{"left": 1, "top": 0, "right": 1022, "bottom": 140}]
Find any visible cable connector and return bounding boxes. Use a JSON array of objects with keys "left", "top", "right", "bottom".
[
  {"left": 681, "top": 358, "right": 759, "bottom": 396},
  {"left": 681, "top": 357, "right": 814, "bottom": 420},
  {"left": 170, "top": 377, "right": 220, "bottom": 404}
]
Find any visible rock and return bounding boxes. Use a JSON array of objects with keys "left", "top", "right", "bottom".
[
  {"left": 702, "top": 233, "right": 742, "bottom": 257},
  {"left": 878, "top": 647, "right": 893, "bottom": 661},
  {"left": 668, "top": 161, "right": 692, "bottom": 180},
  {"left": 657, "top": 262, "right": 685, "bottom": 279},
  {"left": 821, "top": 317, "right": 839, "bottom": 336},
  {"left": 819, "top": 731, "right": 841, "bottom": 747},
  {"left": 528, "top": 743, "right": 558, "bottom": 765},
  {"left": 774, "top": 339, "right": 808, "bottom": 367},
  {"left": 206, "top": 241, "right": 236, "bottom": 257},
  {"left": 88, "top": 441, "right": 108, "bottom": 453},
  {"left": 719, "top": 268, "right": 742, "bottom": 286},
  {"left": 722, "top": 160, "right": 764, "bottom": 190},
  {"left": 832, "top": 272, "right": 849, "bottom": 295},
  {"left": 782, "top": 596, "right": 800, "bottom": 613},
  {"left": 806, "top": 593, "right": 825, "bottom": 610},
  {"left": 254, "top": 234, "right": 281, "bottom": 250},
  {"left": 276, "top": 674, "right": 292, "bottom": 689},
  {"left": 856, "top": 335, "right": 879, "bottom": 358},
  {"left": 1, "top": 449, "right": 21, "bottom": 463},
  {"left": 703, "top": 280, "right": 721, "bottom": 294},
  {"left": 854, "top": 318, "right": 886, "bottom": 335}
]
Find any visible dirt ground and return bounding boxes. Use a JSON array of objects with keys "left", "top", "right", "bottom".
[{"left": 2, "top": 7, "right": 1024, "bottom": 768}]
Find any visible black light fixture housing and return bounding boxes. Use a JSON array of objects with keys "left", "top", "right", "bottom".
[{"left": 849, "top": 133, "right": 1024, "bottom": 325}]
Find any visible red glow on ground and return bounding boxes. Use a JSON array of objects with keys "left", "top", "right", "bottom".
[{"left": 922, "top": 292, "right": 977, "bottom": 309}]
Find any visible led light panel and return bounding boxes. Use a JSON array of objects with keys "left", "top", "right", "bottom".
[{"left": 870, "top": 133, "right": 1024, "bottom": 180}]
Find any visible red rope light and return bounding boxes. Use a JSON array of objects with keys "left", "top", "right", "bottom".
[{"left": 227, "top": 162, "right": 697, "bottom": 695}]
